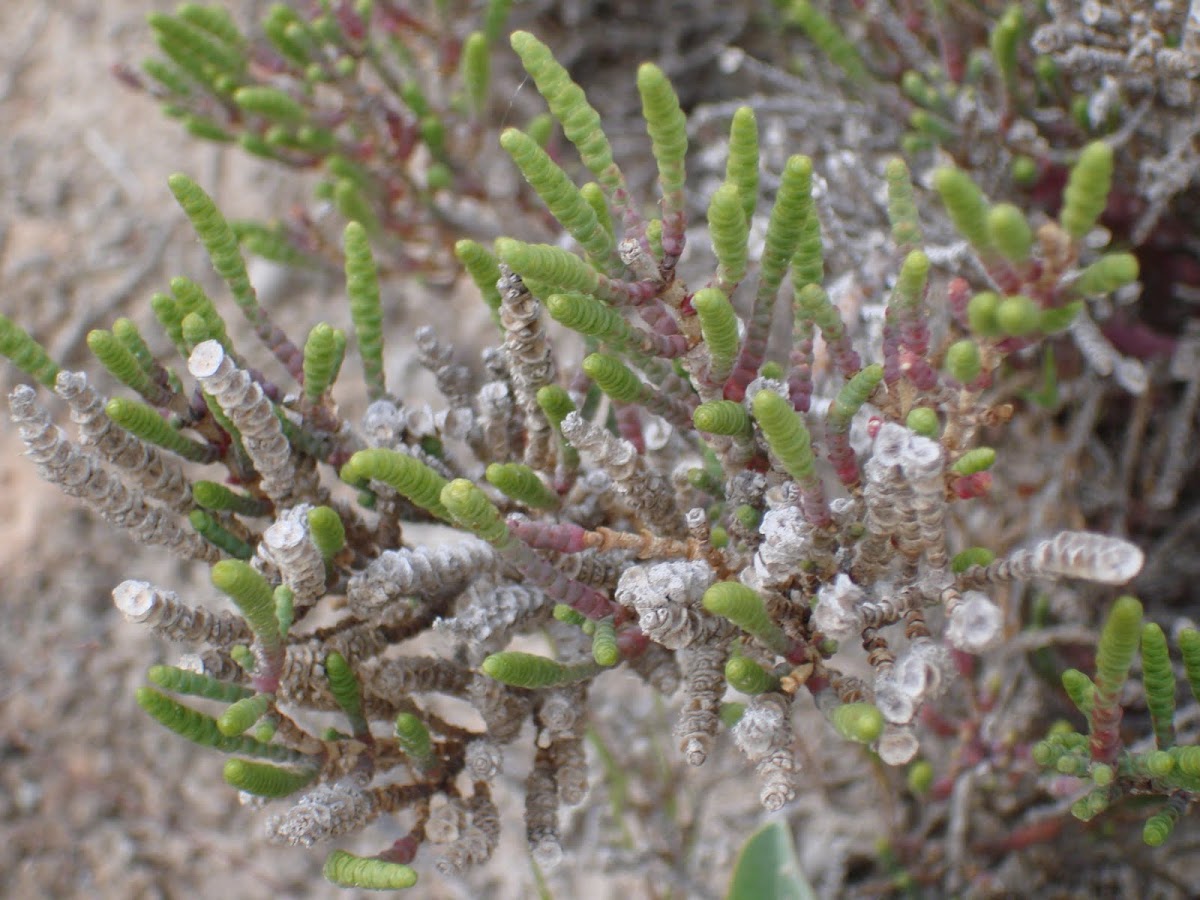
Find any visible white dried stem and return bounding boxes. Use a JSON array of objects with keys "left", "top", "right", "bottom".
[
  {"left": 464, "top": 739, "right": 503, "bottom": 782},
  {"left": 561, "top": 411, "right": 684, "bottom": 537},
  {"left": 615, "top": 561, "right": 719, "bottom": 649},
  {"left": 55, "top": 371, "right": 191, "bottom": 513},
  {"left": 499, "top": 267, "right": 556, "bottom": 470},
  {"left": 260, "top": 515, "right": 326, "bottom": 610},
  {"left": 467, "top": 674, "right": 532, "bottom": 743},
  {"left": 346, "top": 539, "right": 497, "bottom": 618},
  {"left": 961, "top": 531, "right": 1144, "bottom": 586},
  {"left": 10, "top": 386, "right": 218, "bottom": 562},
  {"left": 553, "top": 735, "right": 589, "bottom": 806},
  {"left": 675, "top": 641, "right": 731, "bottom": 766},
  {"left": 113, "top": 580, "right": 251, "bottom": 646},
  {"left": 415, "top": 325, "right": 473, "bottom": 411},
  {"left": 436, "top": 582, "right": 552, "bottom": 653},
  {"left": 525, "top": 745, "right": 562, "bottom": 871},
  {"left": 267, "top": 778, "right": 379, "bottom": 847},
  {"left": 188, "top": 340, "right": 295, "bottom": 506}
]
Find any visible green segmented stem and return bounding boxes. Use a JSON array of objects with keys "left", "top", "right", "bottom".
[
  {"left": 884, "top": 157, "right": 922, "bottom": 251},
  {"left": 637, "top": 62, "right": 688, "bottom": 266},
  {"left": 990, "top": 6, "right": 1023, "bottom": 97},
  {"left": 177, "top": 3, "right": 243, "bottom": 50},
  {"left": 1060, "top": 142, "right": 1113, "bottom": 239},
  {"left": 232, "top": 220, "right": 307, "bottom": 266},
  {"left": 592, "top": 617, "right": 619, "bottom": 666},
  {"left": 440, "top": 478, "right": 510, "bottom": 546},
  {"left": 536, "top": 385, "right": 580, "bottom": 469},
  {"left": 336, "top": 177, "right": 379, "bottom": 234},
  {"left": 725, "top": 655, "right": 779, "bottom": 694},
  {"left": 148, "top": 12, "right": 246, "bottom": 85},
  {"left": 323, "top": 850, "right": 418, "bottom": 890},
  {"left": 110, "top": 318, "right": 156, "bottom": 375},
  {"left": 951, "top": 447, "right": 995, "bottom": 476},
  {"left": 1061, "top": 668, "right": 1095, "bottom": 721},
  {"left": 752, "top": 389, "right": 815, "bottom": 482},
  {"left": 233, "top": 86, "right": 306, "bottom": 124},
  {"left": 142, "top": 57, "right": 194, "bottom": 96},
  {"left": 1091, "top": 595, "right": 1143, "bottom": 762},
  {"left": 795, "top": 284, "right": 850, "bottom": 361},
  {"left": 996, "top": 295, "right": 1040, "bottom": 336},
  {"left": 1143, "top": 800, "right": 1183, "bottom": 847},
  {"left": 891, "top": 252, "right": 930, "bottom": 314},
  {"left": 193, "top": 480, "right": 271, "bottom": 516},
  {"left": 546, "top": 293, "right": 627, "bottom": 347},
  {"left": 189, "top": 509, "right": 254, "bottom": 559},
  {"left": 274, "top": 585, "right": 294, "bottom": 639},
  {"left": 342, "top": 448, "right": 450, "bottom": 520},
  {"left": 0, "top": 315, "right": 58, "bottom": 388},
  {"left": 554, "top": 604, "right": 588, "bottom": 628},
  {"left": 580, "top": 182, "right": 614, "bottom": 240},
  {"left": 481, "top": 650, "right": 600, "bottom": 688},
  {"left": 168, "top": 175, "right": 300, "bottom": 377},
  {"left": 509, "top": 31, "right": 622, "bottom": 201},
  {"left": 180, "top": 311, "right": 216, "bottom": 350},
  {"left": 1075, "top": 253, "right": 1138, "bottom": 296},
  {"left": 307, "top": 506, "right": 345, "bottom": 560},
  {"left": 702, "top": 581, "right": 789, "bottom": 654},
  {"left": 135, "top": 687, "right": 307, "bottom": 762},
  {"left": 693, "top": 400, "right": 752, "bottom": 437},
  {"left": 708, "top": 183, "right": 749, "bottom": 295},
  {"left": 692, "top": 287, "right": 739, "bottom": 385},
  {"left": 223, "top": 758, "right": 316, "bottom": 798},
  {"left": 725, "top": 106, "right": 759, "bottom": 225},
  {"left": 830, "top": 702, "right": 885, "bottom": 744},
  {"left": 218, "top": 693, "right": 272, "bottom": 736},
  {"left": 325, "top": 651, "right": 366, "bottom": 734},
  {"left": 211, "top": 560, "right": 282, "bottom": 651},
  {"left": 454, "top": 239, "right": 504, "bottom": 325},
  {"left": 781, "top": 1, "right": 867, "bottom": 81},
  {"left": 906, "top": 408, "right": 939, "bottom": 437},
  {"left": 933, "top": 167, "right": 991, "bottom": 254},
  {"left": 486, "top": 463, "right": 560, "bottom": 509},
  {"left": 147, "top": 664, "right": 254, "bottom": 702},
  {"left": 1179, "top": 629, "right": 1200, "bottom": 704},
  {"left": 944, "top": 339, "right": 982, "bottom": 384},
  {"left": 987, "top": 203, "right": 1033, "bottom": 263},
  {"left": 87, "top": 329, "right": 167, "bottom": 405},
  {"left": 1141, "top": 623, "right": 1176, "bottom": 749},
  {"left": 966, "top": 291, "right": 1002, "bottom": 338},
  {"left": 394, "top": 713, "right": 434, "bottom": 769},
  {"left": 500, "top": 128, "right": 614, "bottom": 268},
  {"left": 583, "top": 354, "right": 643, "bottom": 404},
  {"left": 461, "top": 31, "right": 490, "bottom": 115},
  {"left": 496, "top": 239, "right": 650, "bottom": 307},
  {"left": 150, "top": 292, "right": 188, "bottom": 357},
  {"left": 829, "top": 365, "right": 883, "bottom": 429},
  {"left": 105, "top": 397, "right": 217, "bottom": 463},
  {"left": 262, "top": 6, "right": 310, "bottom": 68},
  {"left": 302, "top": 323, "right": 342, "bottom": 403},
  {"left": 791, "top": 204, "right": 824, "bottom": 290}
]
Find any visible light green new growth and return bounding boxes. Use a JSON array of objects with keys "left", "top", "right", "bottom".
[
  {"left": 1060, "top": 141, "right": 1113, "bottom": 239},
  {"left": 307, "top": 506, "right": 345, "bottom": 560},
  {"left": 759, "top": 156, "right": 814, "bottom": 307},
  {"left": 481, "top": 650, "right": 601, "bottom": 688},
  {"left": 951, "top": 547, "right": 995, "bottom": 573},
  {"left": 223, "top": 758, "right": 316, "bottom": 798},
  {"left": 1143, "top": 802, "right": 1182, "bottom": 847},
  {"left": 1141, "top": 623, "right": 1176, "bottom": 749},
  {"left": 553, "top": 604, "right": 587, "bottom": 628},
  {"left": 482, "top": 0, "right": 514, "bottom": 43},
  {"left": 795, "top": 284, "right": 849, "bottom": 349},
  {"left": 546, "top": 293, "right": 628, "bottom": 348},
  {"left": 707, "top": 184, "right": 749, "bottom": 294},
  {"left": 181, "top": 311, "right": 217, "bottom": 350},
  {"left": 967, "top": 291, "right": 1002, "bottom": 337},
  {"left": 933, "top": 167, "right": 992, "bottom": 254},
  {"left": 234, "top": 86, "right": 306, "bottom": 124},
  {"left": 536, "top": 384, "right": 580, "bottom": 468},
  {"left": 1075, "top": 253, "right": 1139, "bottom": 296},
  {"left": 211, "top": 559, "right": 282, "bottom": 650},
  {"left": 147, "top": 664, "right": 255, "bottom": 702},
  {"left": 323, "top": 850, "right": 418, "bottom": 891},
  {"left": 692, "top": 288, "right": 740, "bottom": 384},
  {"left": 906, "top": 407, "right": 939, "bottom": 437},
  {"left": 944, "top": 339, "right": 982, "bottom": 384},
  {"left": 693, "top": 400, "right": 752, "bottom": 437},
  {"left": 1094, "top": 594, "right": 1143, "bottom": 715},
  {"left": 989, "top": 6, "right": 1023, "bottom": 96},
  {"left": 495, "top": 239, "right": 599, "bottom": 299},
  {"left": 1061, "top": 668, "right": 1095, "bottom": 720},
  {"left": 394, "top": 712, "right": 434, "bottom": 769},
  {"left": 218, "top": 693, "right": 272, "bottom": 736},
  {"left": 148, "top": 12, "right": 246, "bottom": 92},
  {"left": 454, "top": 240, "right": 504, "bottom": 324},
  {"left": 995, "top": 294, "right": 1040, "bottom": 336},
  {"left": 193, "top": 480, "right": 270, "bottom": 516},
  {"left": 583, "top": 354, "right": 643, "bottom": 404},
  {"left": 87, "top": 329, "right": 166, "bottom": 405},
  {"left": 343, "top": 221, "right": 386, "bottom": 399},
  {"left": 176, "top": 3, "right": 243, "bottom": 51},
  {"left": 951, "top": 446, "right": 996, "bottom": 476},
  {"left": 136, "top": 687, "right": 307, "bottom": 762},
  {"left": 274, "top": 585, "right": 294, "bottom": 639},
  {"left": 987, "top": 203, "right": 1033, "bottom": 262},
  {"left": 510, "top": 31, "right": 621, "bottom": 198},
  {"left": 441, "top": 478, "right": 510, "bottom": 546},
  {"left": 325, "top": 651, "right": 366, "bottom": 732},
  {"left": 111, "top": 318, "right": 157, "bottom": 376},
  {"left": 637, "top": 62, "right": 687, "bottom": 248},
  {"left": 702, "top": 581, "right": 789, "bottom": 654},
  {"left": 829, "top": 365, "right": 883, "bottom": 429},
  {"left": 485, "top": 463, "right": 560, "bottom": 509},
  {"left": 725, "top": 106, "right": 759, "bottom": 225},
  {"left": 907, "top": 760, "right": 934, "bottom": 794},
  {"left": 579, "top": 182, "right": 614, "bottom": 240},
  {"left": 725, "top": 656, "right": 779, "bottom": 695},
  {"left": 499, "top": 129, "right": 614, "bottom": 268},
  {"left": 105, "top": 397, "right": 216, "bottom": 463},
  {"left": 189, "top": 509, "right": 254, "bottom": 559},
  {"left": 792, "top": 197, "right": 824, "bottom": 290},
  {"left": 780, "top": 0, "right": 868, "bottom": 82},
  {"left": 0, "top": 314, "right": 59, "bottom": 388},
  {"left": 753, "top": 389, "right": 816, "bottom": 482},
  {"left": 342, "top": 448, "right": 450, "bottom": 520},
  {"left": 890, "top": 253, "right": 930, "bottom": 317},
  {"left": 461, "top": 31, "right": 490, "bottom": 115},
  {"left": 830, "top": 702, "right": 885, "bottom": 744},
  {"left": 302, "top": 323, "right": 344, "bottom": 403},
  {"left": 884, "top": 157, "right": 922, "bottom": 250},
  {"left": 592, "top": 617, "right": 619, "bottom": 667},
  {"left": 1180, "top": 629, "right": 1200, "bottom": 704}
]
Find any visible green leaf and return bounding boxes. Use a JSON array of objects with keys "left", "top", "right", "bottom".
[{"left": 726, "top": 820, "right": 816, "bottom": 900}]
